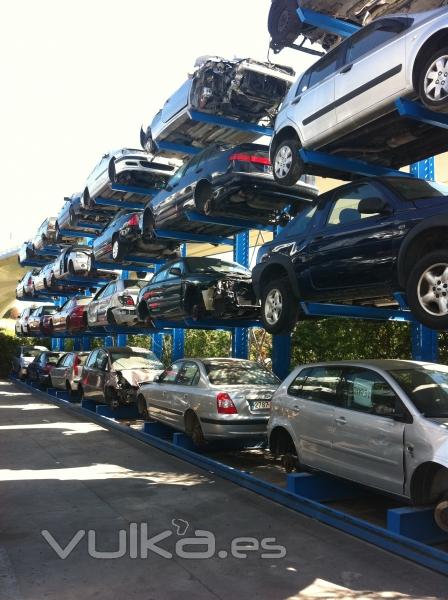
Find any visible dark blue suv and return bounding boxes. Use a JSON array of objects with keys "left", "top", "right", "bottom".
[{"left": 252, "top": 176, "right": 448, "bottom": 333}]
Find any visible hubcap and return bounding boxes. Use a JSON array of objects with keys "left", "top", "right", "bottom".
[
  {"left": 417, "top": 263, "right": 448, "bottom": 317},
  {"left": 112, "top": 240, "right": 119, "bottom": 259},
  {"left": 274, "top": 145, "right": 292, "bottom": 179},
  {"left": 264, "top": 288, "right": 283, "bottom": 325},
  {"left": 424, "top": 56, "right": 448, "bottom": 102}
]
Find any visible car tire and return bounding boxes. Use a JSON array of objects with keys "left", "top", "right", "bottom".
[
  {"left": 268, "top": 0, "right": 302, "bottom": 50},
  {"left": 272, "top": 138, "right": 304, "bottom": 186},
  {"left": 419, "top": 47, "right": 448, "bottom": 112},
  {"left": 107, "top": 309, "right": 116, "bottom": 325},
  {"left": 261, "top": 278, "right": 298, "bottom": 334},
  {"left": 69, "top": 207, "right": 78, "bottom": 226},
  {"left": 185, "top": 412, "right": 205, "bottom": 447},
  {"left": 194, "top": 180, "right": 213, "bottom": 215},
  {"left": 68, "top": 260, "right": 75, "bottom": 275},
  {"left": 105, "top": 387, "right": 119, "bottom": 409},
  {"left": 143, "top": 209, "right": 156, "bottom": 238},
  {"left": 406, "top": 250, "right": 448, "bottom": 330},
  {"left": 50, "top": 275, "right": 56, "bottom": 287},
  {"left": 83, "top": 188, "right": 93, "bottom": 209},
  {"left": 137, "top": 395, "right": 149, "bottom": 420},
  {"left": 111, "top": 236, "right": 126, "bottom": 261}
]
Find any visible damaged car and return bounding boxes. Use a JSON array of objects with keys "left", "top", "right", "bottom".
[
  {"left": 140, "top": 56, "right": 295, "bottom": 158},
  {"left": 56, "top": 193, "right": 110, "bottom": 237},
  {"left": 268, "top": 0, "right": 448, "bottom": 53},
  {"left": 143, "top": 143, "right": 318, "bottom": 237},
  {"left": 136, "top": 257, "right": 259, "bottom": 323},
  {"left": 80, "top": 346, "right": 164, "bottom": 409},
  {"left": 86, "top": 278, "right": 149, "bottom": 327}
]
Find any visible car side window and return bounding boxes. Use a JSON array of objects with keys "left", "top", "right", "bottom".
[
  {"left": 308, "top": 47, "right": 344, "bottom": 88},
  {"left": 165, "top": 262, "right": 184, "bottom": 280},
  {"left": 177, "top": 362, "right": 200, "bottom": 386},
  {"left": 347, "top": 19, "right": 411, "bottom": 63},
  {"left": 85, "top": 350, "right": 98, "bottom": 367},
  {"left": 284, "top": 204, "right": 317, "bottom": 237},
  {"left": 295, "top": 72, "right": 310, "bottom": 97},
  {"left": 95, "top": 351, "right": 108, "bottom": 370},
  {"left": 159, "top": 363, "right": 182, "bottom": 384},
  {"left": 152, "top": 269, "right": 168, "bottom": 284},
  {"left": 326, "top": 183, "right": 381, "bottom": 227},
  {"left": 290, "top": 366, "right": 344, "bottom": 406},
  {"left": 342, "top": 368, "right": 401, "bottom": 417},
  {"left": 65, "top": 354, "right": 75, "bottom": 368},
  {"left": 288, "top": 367, "right": 314, "bottom": 396}
]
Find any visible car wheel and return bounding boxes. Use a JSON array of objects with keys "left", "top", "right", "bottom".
[
  {"left": 137, "top": 395, "right": 149, "bottom": 420},
  {"left": 435, "top": 493, "right": 448, "bottom": 533},
  {"left": 68, "top": 260, "right": 75, "bottom": 275},
  {"left": 143, "top": 209, "right": 156, "bottom": 238},
  {"left": 185, "top": 412, "right": 205, "bottom": 447},
  {"left": 105, "top": 387, "right": 119, "bottom": 409},
  {"left": 268, "top": 0, "right": 302, "bottom": 51},
  {"left": 107, "top": 309, "right": 116, "bottom": 325},
  {"left": 406, "top": 251, "right": 448, "bottom": 330},
  {"left": 47, "top": 376, "right": 53, "bottom": 389},
  {"left": 50, "top": 275, "right": 56, "bottom": 287},
  {"left": 261, "top": 278, "right": 298, "bottom": 334},
  {"left": 68, "top": 207, "right": 78, "bottom": 226},
  {"left": 83, "top": 188, "right": 93, "bottom": 209},
  {"left": 419, "top": 48, "right": 448, "bottom": 111},
  {"left": 194, "top": 180, "right": 213, "bottom": 215},
  {"left": 112, "top": 236, "right": 126, "bottom": 261},
  {"left": 273, "top": 138, "right": 304, "bottom": 185}
]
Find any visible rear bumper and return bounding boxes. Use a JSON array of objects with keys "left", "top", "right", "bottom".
[{"left": 200, "top": 417, "right": 269, "bottom": 439}]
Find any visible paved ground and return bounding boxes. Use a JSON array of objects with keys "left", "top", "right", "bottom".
[{"left": 0, "top": 380, "right": 447, "bottom": 600}]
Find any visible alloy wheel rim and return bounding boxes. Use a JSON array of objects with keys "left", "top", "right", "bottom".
[
  {"left": 265, "top": 288, "right": 283, "bottom": 325},
  {"left": 274, "top": 145, "right": 293, "bottom": 179},
  {"left": 112, "top": 240, "right": 119, "bottom": 259},
  {"left": 417, "top": 263, "right": 448, "bottom": 316},
  {"left": 424, "top": 56, "right": 448, "bottom": 102}
]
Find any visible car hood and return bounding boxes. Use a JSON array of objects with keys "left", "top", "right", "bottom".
[{"left": 119, "top": 368, "right": 164, "bottom": 387}]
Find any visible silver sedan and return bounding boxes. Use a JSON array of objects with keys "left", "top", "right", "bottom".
[
  {"left": 137, "top": 358, "right": 280, "bottom": 445},
  {"left": 268, "top": 359, "right": 448, "bottom": 531}
]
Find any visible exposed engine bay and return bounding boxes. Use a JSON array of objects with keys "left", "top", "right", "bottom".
[
  {"left": 195, "top": 276, "right": 260, "bottom": 319},
  {"left": 105, "top": 368, "right": 163, "bottom": 406},
  {"left": 190, "top": 57, "right": 295, "bottom": 125},
  {"left": 268, "top": 0, "right": 448, "bottom": 52}
]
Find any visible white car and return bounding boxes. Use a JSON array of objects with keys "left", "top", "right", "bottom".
[
  {"left": 16, "top": 269, "right": 39, "bottom": 299},
  {"left": 86, "top": 278, "right": 149, "bottom": 327},
  {"left": 271, "top": 7, "right": 448, "bottom": 185},
  {"left": 50, "top": 246, "right": 92, "bottom": 280},
  {"left": 32, "top": 263, "right": 54, "bottom": 293}
]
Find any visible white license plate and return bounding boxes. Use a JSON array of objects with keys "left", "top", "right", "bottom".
[{"left": 252, "top": 401, "right": 270, "bottom": 410}]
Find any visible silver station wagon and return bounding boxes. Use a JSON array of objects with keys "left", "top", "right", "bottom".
[
  {"left": 137, "top": 358, "right": 280, "bottom": 445},
  {"left": 268, "top": 359, "right": 448, "bottom": 530}
]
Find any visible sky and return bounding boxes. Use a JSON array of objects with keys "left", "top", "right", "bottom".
[{"left": 0, "top": 0, "right": 316, "bottom": 253}]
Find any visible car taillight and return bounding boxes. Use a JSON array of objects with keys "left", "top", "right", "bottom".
[
  {"left": 72, "top": 306, "right": 85, "bottom": 317},
  {"left": 27, "top": 277, "right": 32, "bottom": 285},
  {"left": 73, "top": 355, "right": 81, "bottom": 376},
  {"left": 229, "top": 153, "right": 271, "bottom": 166},
  {"left": 216, "top": 392, "right": 238, "bottom": 415},
  {"left": 127, "top": 214, "right": 139, "bottom": 227},
  {"left": 120, "top": 295, "right": 135, "bottom": 306}
]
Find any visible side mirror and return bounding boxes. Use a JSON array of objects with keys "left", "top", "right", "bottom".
[
  {"left": 169, "top": 267, "right": 182, "bottom": 277},
  {"left": 358, "top": 197, "right": 391, "bottom": 215}
]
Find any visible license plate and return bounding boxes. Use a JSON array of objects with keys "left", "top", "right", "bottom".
[{"left": 252, "top": 401, "right": 270, "bottom": 410}]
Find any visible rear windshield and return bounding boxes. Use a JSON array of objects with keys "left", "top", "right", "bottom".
[
  {"left": 110, "top": 351, "right": 163, "bottom": 371},
  {"left": 77, "top": 354, "right": 89, "bottom": 365},
  {"left": 43, "top": 307, "right": 57, "bottom": 315},
  {"left": 76, "top": 298, "right": 91, "bottom": 306},
  {"left": 186, "top": 258, "right": 250, "bottom": 277},
  {"left": 47, "top": 353, "right": 64, "bottom": 365},
  {"left": 390, "top": 367, "right": 448, "bottom": 418},
  {"left": 205, "top": 362, "right": 279, "bottom": 386},
  {"left": 23, "top": 348, "right": 43, "bottom": 358},
  {"left": 124, "top": 280, "right": 147, "bottom": 289},
  {"left": 385, "top": 178, "right": 448, "bottom": 201}
]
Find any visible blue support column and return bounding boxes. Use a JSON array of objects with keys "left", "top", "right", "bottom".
[
  {"left": 232, "top": 232, "right": 249, "bottom": 359},
  {"left": 73, "top": 338, "right": 81, "bottom": 351},
  {"left": 272, "top": 335, "right": 292, "bottom": 380},
  {"left": 151, "top": 332, "right": 164, "bottom": 360},
  {"left": 53, "top": 297, "right": 66, "bottom": 351},
  {"left": 410, "top": 157, "right": 439, "bottom": 362},
  {"left": 172, "top": 246, "right": 186, "bottom": 362},
  {"left": 82, "top": 336, "right": 91, "bottom": 351},
  {"left": 116, "top": 270, "right": 129, "bottom": 347}
]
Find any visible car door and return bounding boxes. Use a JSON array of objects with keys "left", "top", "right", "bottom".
[
  {"left": 82, "top": 350, "right": 99, "bottom": 398},
  {"left": 285, "top": 365, "right": 344, "bottom": 471},
  {"left": 290, "top": 43, "right": 345, "bottom": 146},
  {"left": 51, "top": 354, "right": 68, "bottom": 388},
  {"left": 335, "top": 18, "right": 410, "bottom": 128},
  {"left": 331, "top": 366, "right": 406, "bottom": 495},
  {"left": 306, "top": 181, "right": 400, "bottom": 296},
  {"left": 143, "top": 268, "right": 169, "bottom": 318},
  {"left": 172, "top": 361, "right": 202, "bottom": 427},
  {"left": 147, "top": 363, "right": 183, "bottom": 426},
  {"left": 98, "top": 283, "right": 116, "bottom": 324},
  {"left": 161, "top": 262, "right": 185, "bottom": 320}
]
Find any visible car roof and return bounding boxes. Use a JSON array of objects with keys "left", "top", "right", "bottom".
[
  {"left": 196, "top": 358, "right": 261, "bottom": 366},
  {"left": 296, "top": 359, "right": 439, "bottom": 371}
]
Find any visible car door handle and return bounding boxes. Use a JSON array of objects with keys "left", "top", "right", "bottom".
[
  {"left": 293, "top": 404, "right": 300, "bottom": 412},
  {"left": 335, "top": 416, "right": 346, "bottom": 425},
  {"left": 340, "top": 64, "right": 353, "bottom": 74},
  {"left": 292, "top": 96, "right": 301, "bottom": 105}
]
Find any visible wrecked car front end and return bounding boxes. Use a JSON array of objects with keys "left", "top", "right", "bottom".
[
  {"left": 106, "top": 367, "right": 164, "bottom": 406},
  {"left": 190, "top": 275, "right": 260, "bottom": 320}
]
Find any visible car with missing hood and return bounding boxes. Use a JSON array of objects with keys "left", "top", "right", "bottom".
[
  {"left": 82, "top": 149, "right": 178, "bottom": 209},
  {"left": 143, "top": 143, "right": 318, "bottom": 237},
  {"left": 140, "top": 56, "right": 295, "bottom": 159},
  {"left": 80, "top": 346, "right": 164, "bottom": 409},
  {"left": 137, "top": 257, "right": 259, "bottom": 323},
  {"left": 268, "top": 0, "right": 447, "bottom": 53}
]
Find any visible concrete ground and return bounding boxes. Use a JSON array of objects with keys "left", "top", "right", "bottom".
[{"left": 0, "top": 380, "right": 447, "bottom": 600}]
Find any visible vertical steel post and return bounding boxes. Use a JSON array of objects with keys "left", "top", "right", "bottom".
[
  {"left": 105, "top": 336, "right": 115, "bottom": 348},
  {"left": 272, "top": 335, "right": 292, "bottom": 380},
  {"left": 152, "top": 332, "right": 164, "bottom": 360},
  {"left": 172, "top": 245, "right": 186, "bottom": 361},
  {"left": 82, "top": 336, "right": 91, "bottom": 351},
  {"left": 232, "top": 232, "right": 250, "bottom": 359},
  {"left": 53, "top": 297, "right": 66, "bottom": 351},
  {"left": 410, "top": 157, "right": 439, "bottom": 361},
  {"left": 73, "top": 338, "right": 81, "bottom": 351},
  {"left": 117, "top": 269, "right": 129, "bottom": 347}
]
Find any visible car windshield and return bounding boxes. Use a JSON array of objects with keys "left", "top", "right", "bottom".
[
  {"left": 124, "top": 280, "right": 147, "bottom": 289},
  {"left": 205, "top": 362, "right": 279, "bottom": 386},
  {"left": 390, "top": 366, "right": 448, "bottom": 418},
  {"left": 187, "top": 258, "right": 250, "bottom": 277},
  {"left": 385, "top": 178, "right": 448, "bottom": 201},
  {"left": 23, "top": 348, "right": 43, "bottom": 358},
  {"left": 110, "top": 351, "right": 163, "bottom": 371}
]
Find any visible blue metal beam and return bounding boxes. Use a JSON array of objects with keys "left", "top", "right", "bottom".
[
  {"left": 410, "top": 157, "right": 435, "bottom": 181},
  {"left": 59, "top": 229, "right": 97, "bottom": 239},
  {"left": 156, "top": 141, "right": 200, "bottom": 156},
  {"left": 396, "top": 98, "right": 448, "bottom": 131},
  {"left": 153, "top": 318, "right": 261, "bottom": 331},
  {"left": 188, "top": 110, "right": 273, "bottom": 137},
  {"left": 297, "top": 7, "right": 361, "bottom": 37},
  {"left": 172, "top": 329, "right": 185, "bottom": 361},
  {"left": 35, "top": 246, "right": 61, "bottom": 257},
  {"left": 155, "top": 228, "right": 234, "bottom": 246},
  {"left": 19, "top": 258, "right": 48, "bottom": 268},
  {"left": 94, "top": 197, "right": 146, "bottom": 211},
  {"left": 110, "top": 183, "right": 160, "bottom": 197},
  {"left": 56, "top": 276, "right": 109, "bottom": 288},
  {"left": 300, "top": 149, "right": 413, "bottom": 180},
  {"left": 232, "top": 232, "right": 250, "bottom": 360},
  {"left": 185, "top": 211, "right": 273, "bottom": 232}
]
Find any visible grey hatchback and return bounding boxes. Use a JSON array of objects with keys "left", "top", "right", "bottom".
[
  {"left": 268, "top": 359, "right": 448, "bottom": 531},
  {"left": 137, "top": 358, "right": 280, "bottom": 445}
]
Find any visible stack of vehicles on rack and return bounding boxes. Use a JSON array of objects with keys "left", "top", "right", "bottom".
[
  {"left": 82, "top": 149, "right": 179, "bottom": 210},
  {"left": 140, "top": 56, "right": 296, "bottom": 157},
  {"left": 19, "top": 218, "right": 58, "bottom": 263},
  {"left": 253, "top": 176, "right": 448, "bottom": 333},
  {"left": 16, "top": 269, "right": 40, "bottom": 299},
  {"left": 269, "top": 6, "right": 448, "bottom": 185},
  {"left": 142, "top": 143, "right": 318, "bottom": 237},
  {"left": 11, "top": 345, "right": 49, "bottom": 380},
  {"left": 268, "top": 0, "right": 448, "bottom": 52},
  {"left": 137, "top": 257, "right": 259, "bottom": 323},
  {"left": 79, "top": 346, "right": 164, "bottom": 408}
]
